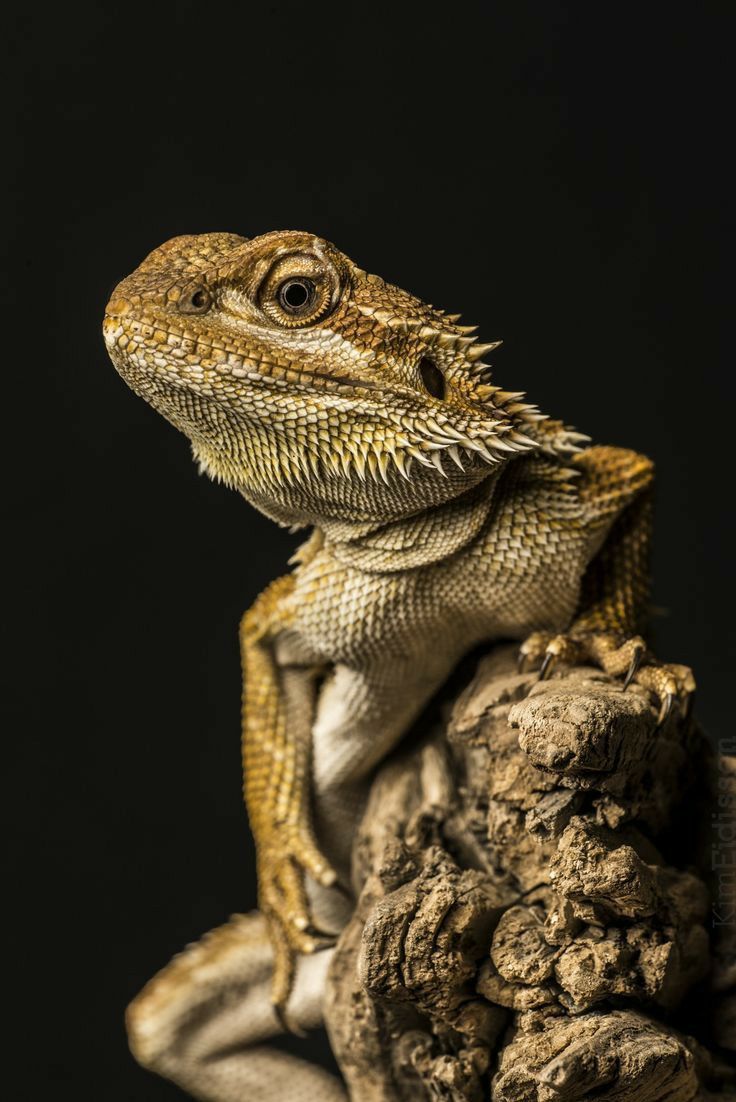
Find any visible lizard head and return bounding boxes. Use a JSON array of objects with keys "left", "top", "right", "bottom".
[{"left": 104, "top": 230, "right": 578, "bottom": 528}]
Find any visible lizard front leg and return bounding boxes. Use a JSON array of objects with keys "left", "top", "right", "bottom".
[
  {"left": 240, "top": 575, "right": 338, "bottom": 1019},
  {"left": 520, "top": 447, "right": 695, "bottom": 722}
]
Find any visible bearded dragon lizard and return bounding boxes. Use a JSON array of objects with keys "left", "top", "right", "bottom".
[{"left": 103, "top": 231, "right": 694, "bottom": 1099}]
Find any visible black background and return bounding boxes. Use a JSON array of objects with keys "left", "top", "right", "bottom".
[{"left": 7, "top": 3, "right": 732, "bottom": 1099}]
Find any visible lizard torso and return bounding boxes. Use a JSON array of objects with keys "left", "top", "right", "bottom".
[
  {"left": 104, "top": 229, "right": 663, "bottom": 1017},
  {"left": 275, "top": 452, "right": 622, "bottom": 875}
]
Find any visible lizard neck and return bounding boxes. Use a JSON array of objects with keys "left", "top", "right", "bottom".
[{"left": 316, "top": 467, "right": 505, "bottom": 573}]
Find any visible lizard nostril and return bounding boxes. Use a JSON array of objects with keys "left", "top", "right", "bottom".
[
  {"left": 106, "top": 297, "right": 131, "bottom": 317},
  {"left": 418, "top": 357, "right": 446, "bottom": 400}
]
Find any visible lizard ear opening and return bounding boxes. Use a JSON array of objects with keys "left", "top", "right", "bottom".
[{"left": 418, "top": 357, "right": 446, "bottom": 400}]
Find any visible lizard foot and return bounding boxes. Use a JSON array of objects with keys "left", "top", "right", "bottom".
[
  {"left": 257, "top": 828, "right": 339, "bottom": 1031},
  {"left": 518, "top": 630, "right": 695, "bottom": 725}
]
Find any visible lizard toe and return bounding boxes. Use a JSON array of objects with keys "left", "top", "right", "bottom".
[
  {"left": 518, "top": 631, "right": 554, "bottom": 673},
  {"left": 633, "top": 660, "right": 696, "bottom": 726}
]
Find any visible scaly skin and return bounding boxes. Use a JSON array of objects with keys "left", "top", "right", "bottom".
[{"left": 103, "top": 230, "right": 694, "bottom": 1020}]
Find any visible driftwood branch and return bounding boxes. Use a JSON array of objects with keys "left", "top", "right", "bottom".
[{"left": 323, "top": 645, "right": 735, "bottom": 1101}]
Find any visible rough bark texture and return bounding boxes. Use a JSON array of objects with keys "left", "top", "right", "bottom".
[{"left": 322, "top": 645, "right": 735, "bottom": 1100}]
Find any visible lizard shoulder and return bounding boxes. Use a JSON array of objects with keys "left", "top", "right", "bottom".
[
  {"left": 573, "top": 445, "right": 654, "bottom": 525},
  {"left": 241, "top": 573, "right": 297, "bottom": 643}
]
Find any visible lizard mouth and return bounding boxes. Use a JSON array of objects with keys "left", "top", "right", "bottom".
[
  {"left": 105, "top": 311, "right": 386, "bottom": 397},
  {"left": 103, "top": 313, "right": 125, "bottom": 349},
  {"left": 284, "top": 369, "right": 381, "bottom": 393}
]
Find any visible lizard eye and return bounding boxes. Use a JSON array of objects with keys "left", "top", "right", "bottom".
[
  {"left": 259, "top": 251, "right": 340, "bottom": 328},
  {"left": 179, "top": 285, "right": 212, "bottom": 314},
  {"left": 418, "top": 357, "right": 446, "bottom": 400},
  {"left": 277, "top": 278, "right": 316, "bottom": 315}
]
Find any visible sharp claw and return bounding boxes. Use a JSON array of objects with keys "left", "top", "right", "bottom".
[
  {"left": 657, "top": 692, "right": 675, "bottom": 727},
  {"left": 304, "top": 926, "right": 337, "bottom": 947},
  {"left": 622, "top": 645, "right": 645, "bottom": 691},
  {"left": 273, "top": 1001, "right": 288, "bottom": 1034},
  {"left": 539, "top": 652, "right": 556, "bottom": 681},
  {"left": 273, "top": 1001, "right": 306, "bottom": 1038},
  {"left": 518, "top": 651, "right": 528, "bottom": 673}
]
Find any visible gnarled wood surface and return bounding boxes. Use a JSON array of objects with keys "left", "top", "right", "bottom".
[{"left": 323, "top": 646, "right": 735, "bottom": 1100}]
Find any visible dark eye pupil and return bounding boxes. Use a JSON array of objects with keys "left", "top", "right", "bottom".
[
  {"left": 280, "top": 280, "right": 312, "bottom": 310},
  {"left": 419, "top": 357, "right": 445, "bottom": 400},
  {"left": 191, "top": 289, "right": 208, "bottom": 308}
]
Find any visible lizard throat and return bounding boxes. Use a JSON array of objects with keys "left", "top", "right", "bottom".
[{"left": 318, "top": 470, "right": 506, "bottom": 572}]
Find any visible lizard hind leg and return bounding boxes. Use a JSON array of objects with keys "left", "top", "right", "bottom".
[{"left": 126, "top": 912, "right": 346, "bottom": 1102}]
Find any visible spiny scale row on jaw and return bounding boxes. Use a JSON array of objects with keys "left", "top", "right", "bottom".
[
  {"left": 237, "top": 399, "right": 592, "bottom": 489},
  {"left": 193, "top": 376, "right": 544, "bottom": 491},
  {"left": 120, "top": 327, "right": 586, "bottom": 492}
]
